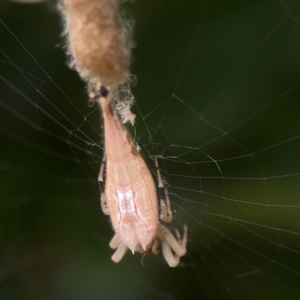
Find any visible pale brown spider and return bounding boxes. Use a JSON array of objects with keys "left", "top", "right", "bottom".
[{"left": 97, "top": 86, "right": 187, "bottom": 267}]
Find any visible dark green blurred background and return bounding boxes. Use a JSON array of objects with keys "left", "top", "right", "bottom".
[{"left": 2, "top": 0, "right": 300, "bottom": 299}]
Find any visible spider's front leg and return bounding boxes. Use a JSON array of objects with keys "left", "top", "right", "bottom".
[
  {"left": 98, "top": 153, "right": 109, "bottom": 215},
  {"left": 155, "top": 157, "right": 172, "bottom": 223}
]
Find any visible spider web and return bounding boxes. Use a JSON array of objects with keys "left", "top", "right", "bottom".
[{"left": 1, "top": 0, "right": 300, "bottom": 299}]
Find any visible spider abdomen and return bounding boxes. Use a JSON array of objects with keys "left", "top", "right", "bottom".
[{"left": 106, "top": 162, "right": 159, "bottom": 252}]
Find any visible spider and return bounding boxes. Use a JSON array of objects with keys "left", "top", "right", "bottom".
[{"left": 96, "top": 86, "right": 187, "bottom": 267}]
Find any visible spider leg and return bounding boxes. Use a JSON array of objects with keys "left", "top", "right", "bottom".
[
  {"left": 155, "top": 157, "right": 172, "bottom": 223},
  {"left": 161, "top": 241, "right": 180, "bottom": 267},
  {"left": 109, "top": 233, "right": 121, "bottom": 249},
  {"left": 151, "top": 239, "right": 159, "bottom": 255},
  {"left": 178, "top": 224, "right": 188, "bottom": 252},
  {"left": 158, "top": 224, "right": 186, "bottom": 256},
  {"left": 158, "top": 224, "right": 188, "bottom": 267},
  {"left": 175, "top": 228, "right": 181, "bottom": 240},
  {"left": 109, "top": 233, "right": 129, "bottom": 263},
  {"left": 98, "top": 153, "right": 109, "bottom": 215}
]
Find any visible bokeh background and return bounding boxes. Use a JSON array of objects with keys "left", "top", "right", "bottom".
[{"left": 2, "top": 0, "right": 300, "bottom": 299}]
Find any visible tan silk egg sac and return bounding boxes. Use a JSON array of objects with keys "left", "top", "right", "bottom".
[{"left": 64, "top": 0, "right": 129, "bottom": 87}]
